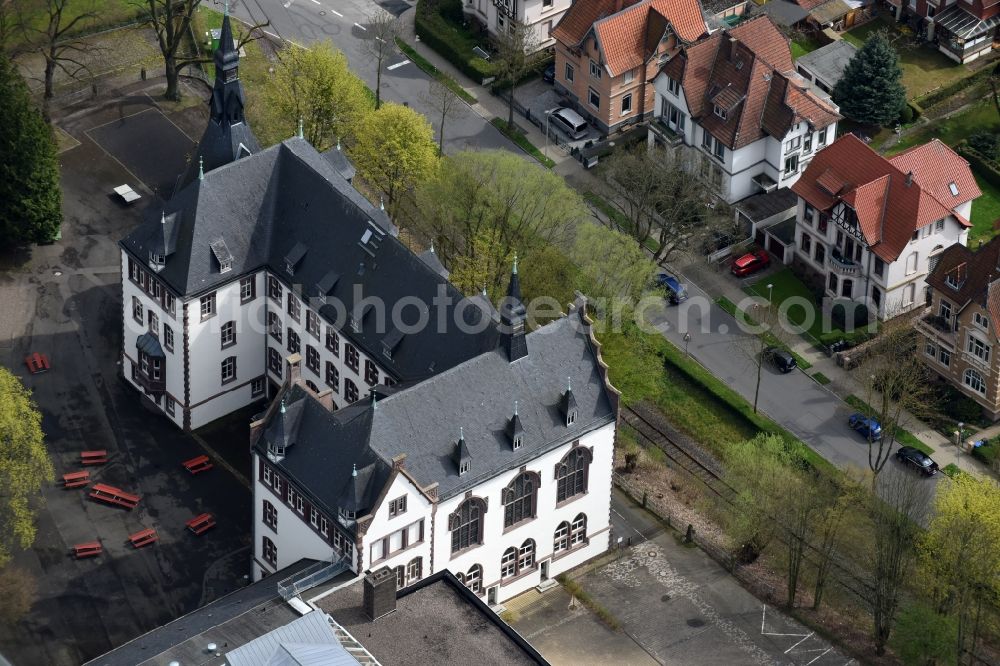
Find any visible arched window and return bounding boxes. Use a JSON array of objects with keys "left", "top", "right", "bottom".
[
  {"left": 262, "top": 536, "right": 277, "bottom": 567},
  {"left": 466, "top": 564, "right": 483, "bottom": 593},
  {"left": 555, "top": 447, "right": 591, "bottom": 503},
  {"left": 500, "top": 547, "right": 517, "bottom": 579},
  {"left": 503, "top": 472, "right": 539, "bottom": 528},
  {"left": 406, "top": 557, "right": 422, "bottom": 584},
  {"left": 553, "top": 521, "right": 570, "bottom": 553},
  {"left": 450, "top": 497, "right": 486, "bottom": 553},
  {"left": 518, "top": 539, "right": 535, "bottom": 572},
  {"left": 571, "top": 513, "right": 587, "bottom": 546},
  {"left": 965, "top": 368, "right": 986, "bottom": 394},
  {"left": 305, "top": 379, "right": 319, "bottom": 393},
  {"left": 394, "top": 565, "right": 405, "bottom": 589}
]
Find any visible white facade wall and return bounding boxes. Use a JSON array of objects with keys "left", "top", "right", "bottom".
[
  {"left": 463, "top": 0, "right": 571, "bottom": 50},
  {"left": 252, "top": 421, "right": 615, "bottom": 605},
  {"left": 651, "top": 72, "right": 837, "bottom": 204}
]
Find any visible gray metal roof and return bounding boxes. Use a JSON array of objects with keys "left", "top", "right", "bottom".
[
  {"left": 254, "top": 300, "right": 617, "bottom": 514},
  {"left": 760, "top": 0, "right": 809, "bottom": 26},
  {"left": 226, "top": 610, "right": 356, "bottom": 666},
  {"left": 121, "top": 137, "right": 498, "bottom": 383},
  {"left": 796, "top": 40, "right": 857, "bottom": 87},
  {"left": 733, "top": 187, "right": 798, "bottom": 222}
]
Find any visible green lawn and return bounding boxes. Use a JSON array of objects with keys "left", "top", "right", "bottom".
[
  {"left": 971, "top": 174, "right": 1000, "bottom": 243},
  {"left": 887, "top": 100, "right": 1000, "bottom": 155},
  {"left": 490, "top": 118, "right": 555, "bottom": 168},
  {"left": 845, "top": 395, "right": 934, "bottom": 454},
  {"left": 842, "top": 16, "right": 971, "bottom": 101},
  {"left": 791, "top": 35, "right": 824, "bottom": 60},
  {"left": 813, "top": 372, "right": 832, "bottom": 385}
]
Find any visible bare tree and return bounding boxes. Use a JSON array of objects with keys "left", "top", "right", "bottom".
[
  {"left": 360, "top": 7, "right": 399, "bottom": 110},
  {"left": 855, "top": 316, "right": 936, "bottom": 485},
  {"left": 493, "top": 17, "right": 540, "bottom": 129},
  {"left": 597, "top": 146, "right": 734, "bottom": 263},
  {"left": 810, "top": 480, "right": 854, "bottom": 610},
  {"left": 422, "top": 77, "right": 459, "bottom": 156},
  {"left": 729, "top": 294, "right": 792, "bottom": 414},
  {"left": 143, "top": 0, "right": 268, "bottom": 100}
]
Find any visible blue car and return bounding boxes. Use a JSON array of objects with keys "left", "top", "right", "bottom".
[
  {"left": 542, "top": 63, "right": 555, "bottom": 83},
  {"left": 655, "top": 273, "right": 688, "bottom": 304},
  {"left": 848, "top": 412, "right": 882, "bottom": 441}
]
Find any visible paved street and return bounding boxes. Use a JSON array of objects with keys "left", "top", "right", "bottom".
[{"left": 231, "top": 0, "right": 515, "bottom": 155}]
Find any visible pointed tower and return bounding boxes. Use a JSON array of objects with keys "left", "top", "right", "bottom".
[
  {"left": 499, "top": 254, "right": 528, "bottom": 362},
  {"left": 182, "top": 4, "right": 260, "bottom": 188}
]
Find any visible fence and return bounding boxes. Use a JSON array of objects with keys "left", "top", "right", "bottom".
[{"left": 277, "top": 556, "right": 348, "bottom": 600}]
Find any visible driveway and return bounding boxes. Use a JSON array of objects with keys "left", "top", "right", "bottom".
[
  {"left": 512, "top": 489, "right": 851, "bottom": 666},
  {"left": 232, "top": 0, "right": 514, "bottom": 155},
  {"left": 640, "top": 274, "right": 942, "bottom": 500},
  {"left": 0, "top": 85, "right": 252, "bottom": 666}
]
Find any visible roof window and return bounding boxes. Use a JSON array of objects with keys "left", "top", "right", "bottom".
[
  {"left": 949, "top": 182, "right": 959, "bottom": 196},
  {"left": 209, "top": 238, "right": 233, "bottom": 274}
]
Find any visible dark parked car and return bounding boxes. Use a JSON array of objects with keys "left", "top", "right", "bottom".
[
  {"left": 895, "top": 446, "right": 939, "bottom": 476},
  {"left": 763, "top": 346, "right": 796, "bottom": 373},
  {"left": 542, "top": 63, "right": 555, "bottom": 83},
  {"left": 731, "top": 248, "right": 771, "bottom": 277},
  {"left": 848, "top": 412, "right": 882, "bottom": 441},
  {"left": 655, "top": 273, "right": 688, "bottom": 304}
]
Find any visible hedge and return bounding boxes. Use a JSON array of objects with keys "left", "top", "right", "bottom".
[
  {"left": 915, "top": 65, "right": 995, "bottom": 112},
  {"left": 415, "top": 0, "right": 496, "bottom": 84},
  {"left": 958, "top": 142, "right": 1000, "bottom": 191}
]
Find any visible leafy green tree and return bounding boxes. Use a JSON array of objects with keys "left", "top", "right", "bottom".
[
  {"left": 252, "top": 42, "right": 373, "bottom": 151},
  {"left": 493, "top": 18, "right": 540, "bottom": 129},
  {"left": 832, "top": 31, "right": 906, "bottom": 127},
  {"left": 0, "top": 367, "right": 54, "bottom": 566},
  {"left": 890, "top": 603, "right": 957, "bottom": 666},
  {"left": 0, "top": 52, "right": 61, "bottom": 247},
  {"left": 412, "top": 150, "right": 586, "bottom": 295},
  {"left": 351, "top": 102, "right": 438, "bottom": 219},
  {"left": 570, "top": 223, "right": 653, "bottom": 305}
]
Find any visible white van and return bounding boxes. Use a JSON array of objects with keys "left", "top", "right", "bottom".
[{"left": 550, "top": 107, "right": 589, "bottom": 140}]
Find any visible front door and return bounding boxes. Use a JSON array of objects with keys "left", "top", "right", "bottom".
[
  {"left": 488, "top": 586, "right": 498, "bottom": 606},
  {"left": 540, "top": 560, "right": 550, "bottom": 582}
]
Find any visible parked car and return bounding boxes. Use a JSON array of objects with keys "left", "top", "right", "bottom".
[
  {"left": 848, "top": 412, "right": 882, "bottom": 441},
  {"left": 763, "top": 346, "right": 796, "bottom": 373},
  {"left": 655, "top": 273, "right": 688, "bottom": 304},
  {"left": 542, "top": 63, "right": 555, "bottom": 83},
  {"left": 550, "top": 107, "right": 589, "bottom": 140},
  {"left": 895, "top": 446, "right": 939, "bottom": 476},
  {"left": 730, "top": 248, "right": 771, "bottom": 277}
]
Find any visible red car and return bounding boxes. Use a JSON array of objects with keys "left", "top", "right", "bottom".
[{"left": 731, "top": 248, "right": 771, "bottom": 277}]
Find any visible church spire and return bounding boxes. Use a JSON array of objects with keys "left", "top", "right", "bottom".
[{"left": 499, "top": 254, "right": 527, "bottom": 362}]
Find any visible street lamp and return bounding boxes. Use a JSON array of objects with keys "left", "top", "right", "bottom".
[
  {"left": 957, "top": 421, "right": 964, "bottom": 468},
  {"left": 767, "top": 283, "right": 774, "bottom": 306},
  {"left": 683, "top": 332, "right": 692, "bottom": 356},
  {"left": 543, "top": 107, "right": 559, "bottom": 159}
]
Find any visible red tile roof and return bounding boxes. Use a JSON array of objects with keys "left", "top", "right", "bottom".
[
  {"left": 792, "top": 134, "right": 977, "bottom": 263},
  {"left": 669, "top": 16, "right": 838, "bottom": 150},
  {"left": 926, "top": 236, "right": 1000, "bottom": 327},
  {"left": 554, "top": 0, "right": 706, "bottom": 76},
  {"left": 889, "top": 139, "right": 982, "bottom": 211}
]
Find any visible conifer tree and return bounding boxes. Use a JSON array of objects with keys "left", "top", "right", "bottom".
[{"left": 832, "top": 31, "right": 907, "bottom": 127}]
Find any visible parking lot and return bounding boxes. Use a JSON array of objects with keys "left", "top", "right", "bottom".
[{"left": 0, "top": 81, "right": 252, "bottom": 666}]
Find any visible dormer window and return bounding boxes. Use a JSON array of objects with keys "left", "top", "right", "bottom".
[
  {"left": 339, "top": 507, "right": 356, "bottom": 520},
  {"left": 561, "top": 378, "right": 578, "bottom": 427},
  {"left": 284, "top": 242, "right": 308, "bottom": 277},
  {"left": 149, "top": 253, "right": 165, "bottom": 266},
  {"left": 714, "top": 104, "right": 727, "bottom": 120},
  {"left": 459, "top": 460, "right": 471, "bottom": 475},
  {"left": 210, "top": 238, "right": 233, "bottom": 274},
  {"left": 513, "top": 433, "right": 523, "bottom": 450}
]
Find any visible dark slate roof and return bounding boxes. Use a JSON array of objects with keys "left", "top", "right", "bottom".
[
  {"left": 418, "top": 246, "right": 449, "bottom": 278},
  {"left": 759, "top": 0, "right": 808, "bottom": 26},
  {"left": 733, "top": 186, "right": 798, "bottom": 222},
  {"left": 321, "top": 144, "right": 357, "bottom": 182},
  {"left": 253, "top": 302, "right": 618, "bottom": 510},
  {"left": 121, "top": 137, "right": 498, "bottom": 382}
]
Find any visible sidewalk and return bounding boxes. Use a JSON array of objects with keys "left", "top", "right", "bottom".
[{"left": 671, "top": 254, "right": 995, "bottom": 479}]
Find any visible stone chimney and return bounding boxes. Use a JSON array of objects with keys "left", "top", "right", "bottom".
[
  {"left": 286, "top": 352, "right": 303, "bottom": 386},
  {"left": 728, "top": 35, "right": 739, "bottom": 62},
  {"left": 363, "top": 567, "right": 397, "bottom": 620},
  {"left": 316, "top": 388, "right": 335, "bottom": 411}
]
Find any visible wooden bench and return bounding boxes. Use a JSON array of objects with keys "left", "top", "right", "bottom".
[
  {"left": 128, "top": 528, "right": 158, "bottom": 548},
  {"left": 89, "top": 483, "right": 140, "bottom": 510},
  {"left": 182, "top": 455, "right": 213, "bottom": 475},
  {"left": 73, "top": 541, "right": 102, "bottom": 558},
  {"left": 186, "top": 513, "right": 216, "bottom": 535},
  {"left": 24, "top": 353, "right": 50, "bottom": 374},
  {"left": 80, "top": 450, "right": 108, "bottom": 465},
  {"left": 62, "top": 470, "right": 90, "bottom": 488}
]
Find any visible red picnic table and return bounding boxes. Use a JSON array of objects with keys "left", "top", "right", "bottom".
[
  {"left": 186, "top": 513, "right": 216, "bottom": 536},
  {"left": 61, "top": 470, "right": 90, "bottom": 488},
  {"left": 182, "top": 455, "right": 213, "bottom": 475},
  {"left": 128, "top": 528, "right": 158, "bottom": 548},
  {"left": 73, "top": 541, "right": 102, "bottom": 558},
  {"left": 89, "top": 483, "right": 140, "bottom": 510},
  {"left": 24, "top": 352, "right": 50, "bottom": 374},
  {"left": 80, "top": 450, "right": 108, "bottom": 465}
]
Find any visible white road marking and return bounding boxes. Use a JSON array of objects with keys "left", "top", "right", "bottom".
[
  {"left": 282, "top": 0, "right": 292, "bottom": 7},
  {"left": 376, "top": 36, "right": 385, "bottom": 43},
  {"left": 309, "top": 0, "right": 320, "bottom": 4},
  {"left": 330, "top": 8, "right": 342, "bottom": 15},
  {"left": 387, "top": 60, "right": 410, "bottom": 70},
  {"left": 784, "top": 633, "right": 815, "bottom": 654},
  {"left": 354, "top": 22, "right": 366, "bottom": 30}
]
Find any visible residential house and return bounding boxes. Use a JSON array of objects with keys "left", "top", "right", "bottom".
[
  {"left": 462, "top": 0, "right": 571, "bottom": 51},
  {"left": 793, "top": 0, "right": 855, "bottom": 30},
  {"left": 889, "top": 0, "right": 999, "bottom": 62},
  {"left": 917, "top": 235, "right": 1000, "bottom": 421},
  {"left": 250, "top": 289, "right": 619, "bottom": 606},
  {"left": 649, "top": 16, "right": 841, "bottom": 204},
  {"left": 119, "top": 12, "right": 497, "bottom": 430},
  {"left": 551, "top": 0, "right": 708, "bottom": 135},
  {"left": 791, "top": 134, "right": 979, "bottom": 319}
]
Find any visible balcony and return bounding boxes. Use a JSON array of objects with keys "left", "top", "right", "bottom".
[
  {"left": 828, "top": 251, "right": 859, "bottom": 276},
  {"left": 914, "top": 309, "right": 957, "bottom": 346},
  {"left": 650, "top": 118, "right": 684, "bottom": 146}
]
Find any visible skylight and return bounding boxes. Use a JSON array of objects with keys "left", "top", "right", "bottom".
[{"left": 949, "top": 182, "right": 959, "bottom": 196}]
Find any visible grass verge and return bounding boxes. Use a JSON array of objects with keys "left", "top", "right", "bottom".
[
  {"left": 844, "top": 395, "right": 934, "bottom": 454},
  {"left": 812, "top": 372, "right": 831, "bottom": 385},
  {"left": 395, "top": 38, "right": 478, "bottom": 105},
  {"left": 557, "top": 575, "right": 622, "bottom": 631},
  {"left": 583, "top": 191, "right": 660, "bottom": 252},
  {"left": 490, "top": 118, "right": 555, "bottom": 168},
  {"left": 941, "top": 462, "right": 973, "bottom": 480}
]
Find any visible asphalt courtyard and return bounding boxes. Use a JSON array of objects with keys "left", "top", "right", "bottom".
[{"left": 0, "top": 82, "right": 253, "bottom": 666}]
